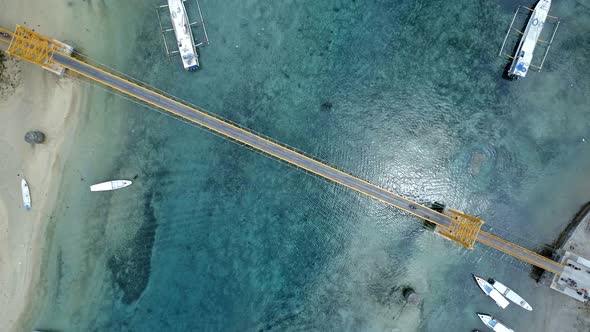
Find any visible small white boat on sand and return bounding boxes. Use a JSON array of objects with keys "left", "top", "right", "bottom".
[
  {"left": 473, "top": 274, "right": 510, "bottom": 309},
  {"left": 477, "top": 313, "right": 515, "bottom": 332},
  {"left": 488, "top": 278, "right": 533, "bottom": 311},
  {"left": 90, "top": 180, "right": 132, "bottom": 192},
  {"left": 21, "top": 178, "right": 31, "bottom": 211}
]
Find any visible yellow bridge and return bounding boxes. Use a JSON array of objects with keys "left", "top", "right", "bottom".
[{"left": 0, "top": 26, "right": 565, "bottom": 275}]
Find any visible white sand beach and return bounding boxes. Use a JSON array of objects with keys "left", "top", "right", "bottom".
[
  {"left": 0, "top": 59, "right": 84, "bottom": 332},
  {"left": 0, "top": 1, "right": 87, "bottom": 330}
]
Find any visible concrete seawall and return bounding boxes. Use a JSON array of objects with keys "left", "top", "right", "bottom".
[
  {"left": 537, "top": 202, "right": 590, "bottom": 284},
  {"left": 552, "top": 201, "right": 590, "bottom": 265},
  {"left": 556, "top": 202, "right": 590, "bottom": 250}
]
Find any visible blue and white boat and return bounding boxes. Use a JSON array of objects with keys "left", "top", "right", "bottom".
[
  {"left": 507, "top": 0, "right": 551, "bottom": 79},
  {"left": 473, "top": 274, "right": 510, "bottom": 309},
  {"left": 477, "top": 313, "right": 515, "bottom": 332}
]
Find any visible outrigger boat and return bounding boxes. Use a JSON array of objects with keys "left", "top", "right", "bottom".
[
  {"left": 477, "top": 313, "right": 515, "bottom": 332},
  {"left": 488, "top": 278, "right": 533, "bottom": 311},
  {"left": 167, "top": 0, "right": 200, "bottom": 71},
  {"left": 473, "top": 274, "right": 510, "bottom": 309},
  {"left": 506, "top": 0, "right": 552, "bottom": 79},
  {"left": 156, "top": 0, "right": 210, "bottom": 71}
]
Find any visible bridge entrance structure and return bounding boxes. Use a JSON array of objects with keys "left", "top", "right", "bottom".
[{"left": 4, "top": 25, "right": 73, "bottom": 75}]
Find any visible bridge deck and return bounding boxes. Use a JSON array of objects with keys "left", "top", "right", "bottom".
[{"left": 0, "top": 27, "right": 565, "bottom": 275}]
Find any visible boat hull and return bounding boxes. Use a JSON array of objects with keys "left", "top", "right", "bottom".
[
  {"left": 477, "top": 313, "right": 515, "bottom": 332},
  {"left": 473, "top": 274, "right": 510, "bottom": 309},
  {"left": 90, "top": 180, "right": 132, "bottom": 192},
  {"left": 21, "top": 179, "right": 31, "bottom": 211},
  {"left": 489, "top": 279, "right": 533, "bottom": 311},
  {"left": 168, "top": 0, "right": 200, "bottom": 70},
  {"left": 508, "top": 0, "right": 552, "bottom": 79}
]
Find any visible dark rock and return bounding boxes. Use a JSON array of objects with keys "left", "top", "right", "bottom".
[
  {"left": 403, "top": 287, "right": 421, "bottom": 305},
  {"left": 24, "top": 130, "right": 45, "bottom": 144},
  {"left": 320, "top": 101, "right": 333, "bottom": 112}
]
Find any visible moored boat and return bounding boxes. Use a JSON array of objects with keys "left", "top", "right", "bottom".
[
  {"left": 167, "top": 0, "right": 199, "bottom": 71},
  {"left": 21, "top": 178, "right": 31, "bottom": 211},
  {"left": 507, "top": 0, "right": 551, "bottom": 79},
  {"left": 472, "top": 274, "right": 510, "bottom": 309},
  {"left": 477, "top": 313, "right": 515, "bottom": 332},
  {"left": 488, "top": 278, "right": 533, "bottom": 311},
  {"left": 90, "top": 180, "right": 132, "bottom": 192}
]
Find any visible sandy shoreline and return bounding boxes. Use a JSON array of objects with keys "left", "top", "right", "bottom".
[
  {"left": 0, "top": 1, "right": 91, "bottom": 330},
  {"left": 0, "top": 30, "right": 85, "bottom": 332},
  {"left": 0, "top": 1, "right": 141, "bottom": 329}
]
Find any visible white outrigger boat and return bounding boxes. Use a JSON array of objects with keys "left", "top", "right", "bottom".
[
  {"left": 156, "top": 0, "right": 209, "bottom": 71},
  {"left": 473, "top": 274, "right": 510, "bottom": 309},
  {"left": 477, "top": 313, "right": 515, "bottom": 332},
  {"left": 167, "top": 0, "right": 200, "bottom": 71},
  {"left": 488, "top": 278, "right": 533, "bottom": 311},
  {"left": 90, "top": 180, "right": 132, "bottom": 192},
  {"left": 21, "top": 178, "right": 31, "bottom": 211},
  {"left": 507, "top": 0, "right": 551, "bottom": 79}
]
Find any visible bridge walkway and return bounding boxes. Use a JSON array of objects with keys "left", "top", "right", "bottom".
[{"left": 0, "top": 26, "right": 565, "bottom": 275}]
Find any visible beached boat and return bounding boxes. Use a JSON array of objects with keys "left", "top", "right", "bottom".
[
  {"left": 90, "top": 180, "right": 132, "bottom": 192},
  {"left": 21, "top": 178, "right": 31, "bottom": 211},
  {"left": 473, "top": 274, "right": 510, "bottom": 309},
  {"left": 477, "top": 313, "right": 515, "bottom": 332},
  {"left": 488, "top": 278, "right": 533, "bottom": 311},
  {"left": 507, "top": 0, "right": 551, "bottom": 79},
  {"left": 167, "top": 0, "right": 199, "bottom": 71}
]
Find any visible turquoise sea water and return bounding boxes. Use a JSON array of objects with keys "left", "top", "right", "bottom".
[{"left": 29, "top": 0, "right": 590, "bottom": 331}]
